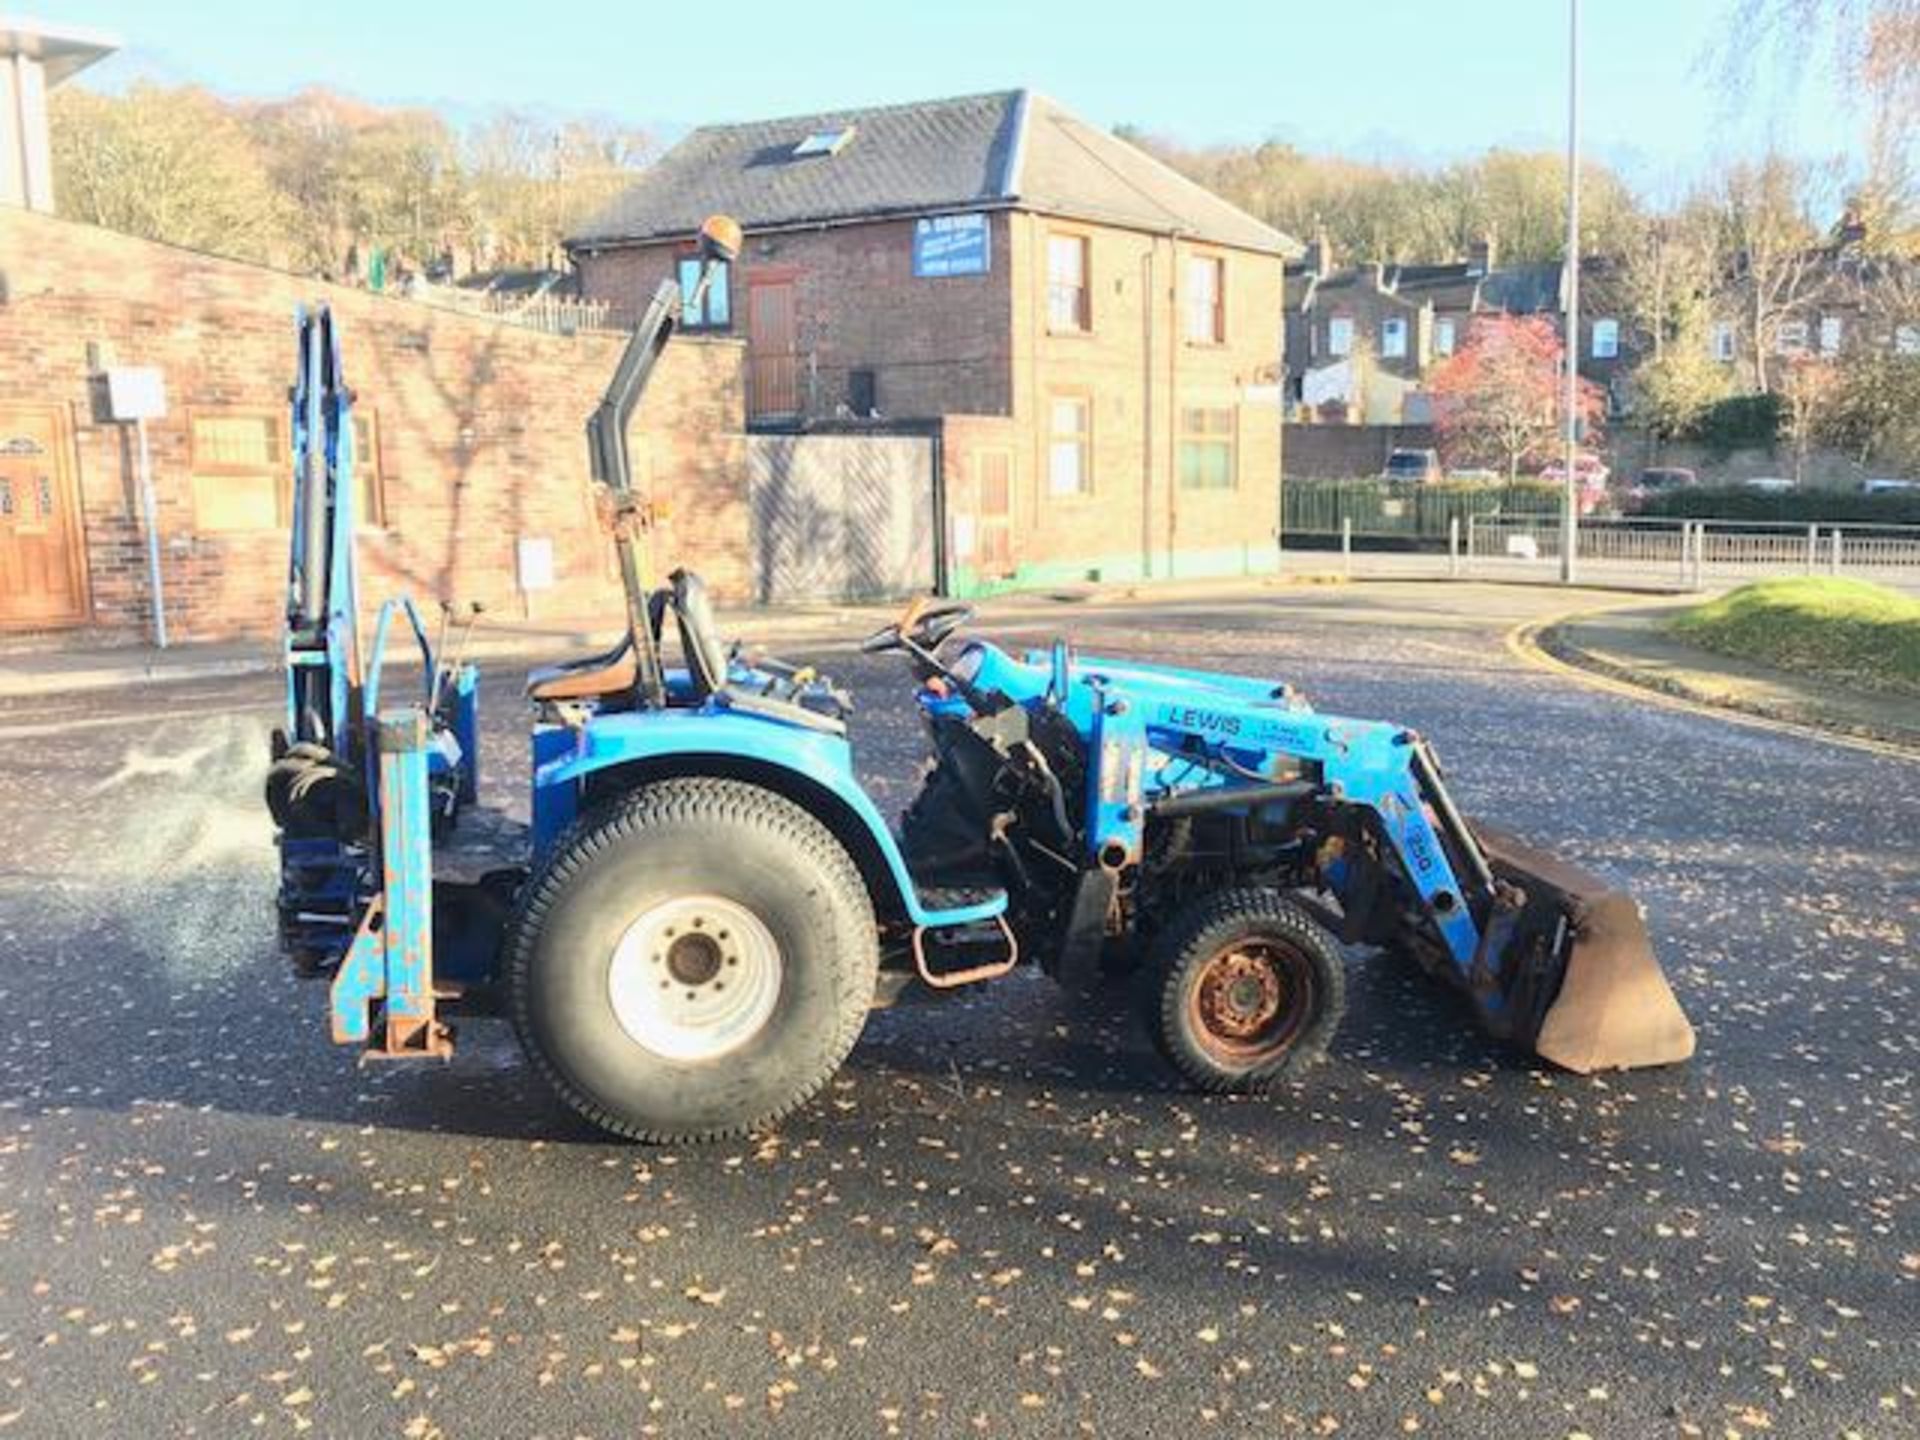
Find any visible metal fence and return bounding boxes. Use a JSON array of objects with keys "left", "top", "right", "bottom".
[
  {"left": 1458, "top": 514, "right": 1920, "bottom": 586},
  {"left": 411, "top": 283, "right": 618, "bottom": 336}
]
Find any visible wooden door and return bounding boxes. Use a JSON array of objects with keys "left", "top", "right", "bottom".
[
  {"left": 0, "top": 405, "right": 89, "bottom": 628},
  {"left": 747, "top": 280, "right": 799, "bottom": 419},
  {"left": 974, "top": 450, "right": 1013, "bottom": 578}
]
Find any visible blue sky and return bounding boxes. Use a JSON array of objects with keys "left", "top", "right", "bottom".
[{"left": 35, "top": 0, "right": 1863, "bottom": 194}]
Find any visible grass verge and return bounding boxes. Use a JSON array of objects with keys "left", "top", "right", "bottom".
[{"left": 1668, "top": 578, "right": 1920, "bottom": 695}]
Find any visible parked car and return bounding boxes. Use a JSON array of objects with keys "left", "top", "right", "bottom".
[
  {"left": 1539, "top": 453, "right": 1611, "bottom": 515},
  {"left": 1742, "top": 476, "right": 1797, "bottom": 493},
  {"left": 1381, "top": 448, "right": 1444, "bottom": 483},
  {"left": 1538, "top": 453, "right": 1611, "bottom": 488},
  {"left": 1862, "top": 477, "right": 1919, "bottom": 494},
  {"left": 1622, "top": 465, "right": 1697, "bottom": 511}
]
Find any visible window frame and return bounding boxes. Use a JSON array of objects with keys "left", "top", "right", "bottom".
[
  {"left": 1775, "top": 319, "right": 1810, "bottom": 356},
  {"left": 187, "top": 405, "right": 385, "bottom": 534},
  {"left": 1818, "top": 315, "right": 1843, "bottom": 355},
  {"left": 1711, "top": 321, "right": 1737, "bottom": 362},
  {"left": 1591, "top": 317, "right": 1620, "bottom": 359},
  {"left": 676, "top": 254, "right": 732, "bottom": 331},
  {"left": 188, "top": 407, "right": 288, "bottom": 534},
  {"left": 1434, "top": 315, "right": 1457, "bottom": 357},
  {"left": 1045, "top": 391, "right": 1092, "bottom": 497},
  {"left": 1045, "top": 231, "right": 1091, "bottom": 334},
  {"left": 1184, "top": 252, "right": 1226, "bottom": 345},
  {"left": 1327, "top": 315, "right": 1354, "bottom": 357},
  {"left": 1176, "top": 405, "right": 1238, "bottom": 492},
  {"left": 1896, "top": 323, "right": 1920, "bottom": 356},
  {"left": 1380, "top": 314, "right": 1408, "bottom": 359}
]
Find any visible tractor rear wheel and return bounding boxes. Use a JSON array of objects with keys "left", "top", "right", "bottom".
[
  {"left": 504, "top": 778, "right": 877, "bottom": 1143},
  {"left": 1145, "top": 889, "right": 1346, "bottom": 1093}
]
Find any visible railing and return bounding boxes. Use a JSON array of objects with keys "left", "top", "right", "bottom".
[
  {"left": 409, "top": 282, "right": 619, "bottom": 336},
  {"left": 1461, "top": 514, "right": 1920, "bottom": 585}
]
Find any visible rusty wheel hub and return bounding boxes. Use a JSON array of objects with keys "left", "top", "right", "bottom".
[{"left": 1189, "top": 941, "right": 1311, "bottom": 1061}]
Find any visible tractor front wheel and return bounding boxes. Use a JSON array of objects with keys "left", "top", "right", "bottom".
[
  {"left": 1145, "top": 889, "right": 1346, "bottom": 1093},
  {"left": 504, "top": 778, "right": 877, "bottom": 1143}
]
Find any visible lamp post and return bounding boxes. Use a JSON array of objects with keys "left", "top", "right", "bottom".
[{"left": 1559, "top": 0, "right": 1582, "bottom": 584}]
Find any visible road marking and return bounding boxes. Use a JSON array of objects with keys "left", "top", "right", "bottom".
[
  {"left": 1506, "top": 609, "right": 1920, "bottom": 765},
  {"left": 0, "top": 703, "right": 272, "bottom": 740}
]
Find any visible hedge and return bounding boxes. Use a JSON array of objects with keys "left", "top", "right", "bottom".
[
  {"left": 1683, "top": 393, "right": 1784, "bottom": 457},
  {"left": 1639, "top": 486, "right": 1920, "bottom": 525},
  {"left": 1282, "top": 478, "right": 1563, "bottom": 539}
]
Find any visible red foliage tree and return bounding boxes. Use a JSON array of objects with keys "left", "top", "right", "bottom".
[{"left": 1428, "top": 315, "right": 1606, "bottom": 482}]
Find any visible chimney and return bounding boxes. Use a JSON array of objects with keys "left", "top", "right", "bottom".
[
  {"left": 1305, "top": 223, "right": 1335, "bottom": 280},
  {"left": 1836, "top": 206, "right": 1868, "bottom": 251},
  {"left": 1467, "top": 230, "right": 1497, "bottom": 277}
]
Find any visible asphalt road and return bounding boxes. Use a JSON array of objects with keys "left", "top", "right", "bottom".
[{"left": 0, "top": 582, "right": 1914, "bottom": 1439}]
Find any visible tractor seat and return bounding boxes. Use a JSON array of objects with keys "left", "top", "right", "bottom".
[
  {"left": 670, "top": 569, "right": 850, "bottom": 732},
  {"left": 526, "top": 636, "right": 637, "bottom": 702}
]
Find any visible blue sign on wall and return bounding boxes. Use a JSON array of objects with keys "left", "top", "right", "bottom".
[{"left": 914, "top": 213, "right": 991, "bottom": 277}]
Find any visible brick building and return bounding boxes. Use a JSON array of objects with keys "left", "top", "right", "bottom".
[
  {"left": 1283, "top": 231, "right": 1607, "bottom": 425},
  {"left": 569, "top": 90, "right": 1300, "bottom": 592},
  {"left": 0, "top": 209, "right": 747, "bottom": 640}
]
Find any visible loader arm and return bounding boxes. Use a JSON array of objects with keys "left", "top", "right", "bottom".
[{"left": 933, "top": 639, "right": 1694, "bottom": 1073}]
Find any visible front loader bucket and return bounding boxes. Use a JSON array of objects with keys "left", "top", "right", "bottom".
[{"left": 1472, "top": 824, "right": 1695, "bottom": 1073}]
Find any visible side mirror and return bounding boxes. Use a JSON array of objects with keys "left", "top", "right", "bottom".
[{"left": 698, "top": 214, "right": 742, "bottom": 264}]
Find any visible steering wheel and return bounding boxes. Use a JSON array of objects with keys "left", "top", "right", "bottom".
[{"left": 860, "top": 596, "right": 977, "bottom": 654}]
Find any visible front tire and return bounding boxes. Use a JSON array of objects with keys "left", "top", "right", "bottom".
[
  {"left": 1145, "top": 889, "right": 1346, "bottom": 1093},
  {"left": 504, "top": 778, "right": 877, "bottom": 1142}
]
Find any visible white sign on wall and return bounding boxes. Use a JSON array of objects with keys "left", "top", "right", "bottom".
[
  {"left": 517, "top": 536, "right": 555, "bottom": 591},
  {"left": 103, "top": 366, "right": 168, "bottom": 421}
]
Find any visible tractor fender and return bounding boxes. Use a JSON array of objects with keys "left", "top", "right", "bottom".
[{"left": 532, "top": 711, "right": 929, "bottom": 924}]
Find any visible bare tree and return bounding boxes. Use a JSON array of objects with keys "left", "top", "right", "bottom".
[{"left": 1704, "top": 157, "right": 1828, "bottom": 392}]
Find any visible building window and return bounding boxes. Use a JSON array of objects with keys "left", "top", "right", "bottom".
[
  {"left": 1819, "top": 316, "right": 1843, "bottom": 354},
  {"left": 1178, "top": 407, "right": 1236, "bottom": 490},
  {"left": 1897, "top": 324, "right": 1920, "bottom": 356},
  {"left": 190, "top": 410, "right": 285, "bottom": 532},
  {"left": 1592, "top": 318, "right": 1620, "bottom": 359},
  {"left": 677, "top": 256, "right": 731, "bottom": 329},
  {"left": 1434, "top": 317, "right": 1457, "bottom": 356},
  {"left": 1185, "top": 254, "right": 1225, "bottom": 343},
  {"left": 1775, "top": 320, "right": 1810, "bottom": 356},
  {"left": 190, "top": 408, "right": 383, "bottom": 533},
  {"left": 1711, "top": 321, "right": 1736, "bottom": 362},
  {"left": 1380, "top": 316, "right": 1407, "bottom": 359},
  {"left": 1047, "top": 233, "right": 1089, "bottom": 333},
  {"left": 1047, "top": 395, "right": 1090, "bottom": 495},
  {"left": 1327, "top": 316, "right": 1354, "bottom": 357}
]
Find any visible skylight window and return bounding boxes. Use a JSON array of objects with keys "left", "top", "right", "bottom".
[{"left": 792, "top": 124, "right": 856, "bottom": 158}]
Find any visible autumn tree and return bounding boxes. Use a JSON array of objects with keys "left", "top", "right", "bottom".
[
  {"left": 1428, "top": 316, "right": 1605, "bottom": 482},
  {"left": 464, "top": 113, "right": 654, "bottom": 270},
  {"left": 49, "top": 83, "right": 287, "bottom": 262},
  {"left": 1775, "top": 356, "right": 1842, "bottom": 482},
  {"left": 1116, "top": 131, "right": 1642, "bottom": 267}
]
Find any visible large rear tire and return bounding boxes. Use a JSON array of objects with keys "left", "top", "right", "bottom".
[
  {"left": 1145, "top": 889, "right": 1346, "bottom": 1094},
  {"left": 504, "top": 778, "right": 877, "bottom": 1142}
]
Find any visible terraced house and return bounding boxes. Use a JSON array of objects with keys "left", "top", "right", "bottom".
[{"left": 568, "top": 89, "right": 1299, "bottom": 592}]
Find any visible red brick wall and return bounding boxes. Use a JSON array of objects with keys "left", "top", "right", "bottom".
[
  {"left": 574, "top": 215, "right": 1013, "bottom": 422},
  {"left": 0, "top": 209, "right": 749, "bottom": 641},
  {"left": 1006, "top": 214, "right": 1284, "bottom": 580}
]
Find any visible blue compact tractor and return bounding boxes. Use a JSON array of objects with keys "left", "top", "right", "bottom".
[{"left": 267, "top": 216, "right": 1693, "bottom": 1143}]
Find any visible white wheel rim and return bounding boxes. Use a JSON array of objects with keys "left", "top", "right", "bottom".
[{"left": 606, "top": 894, "right": 783, "bottom": 1062}]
